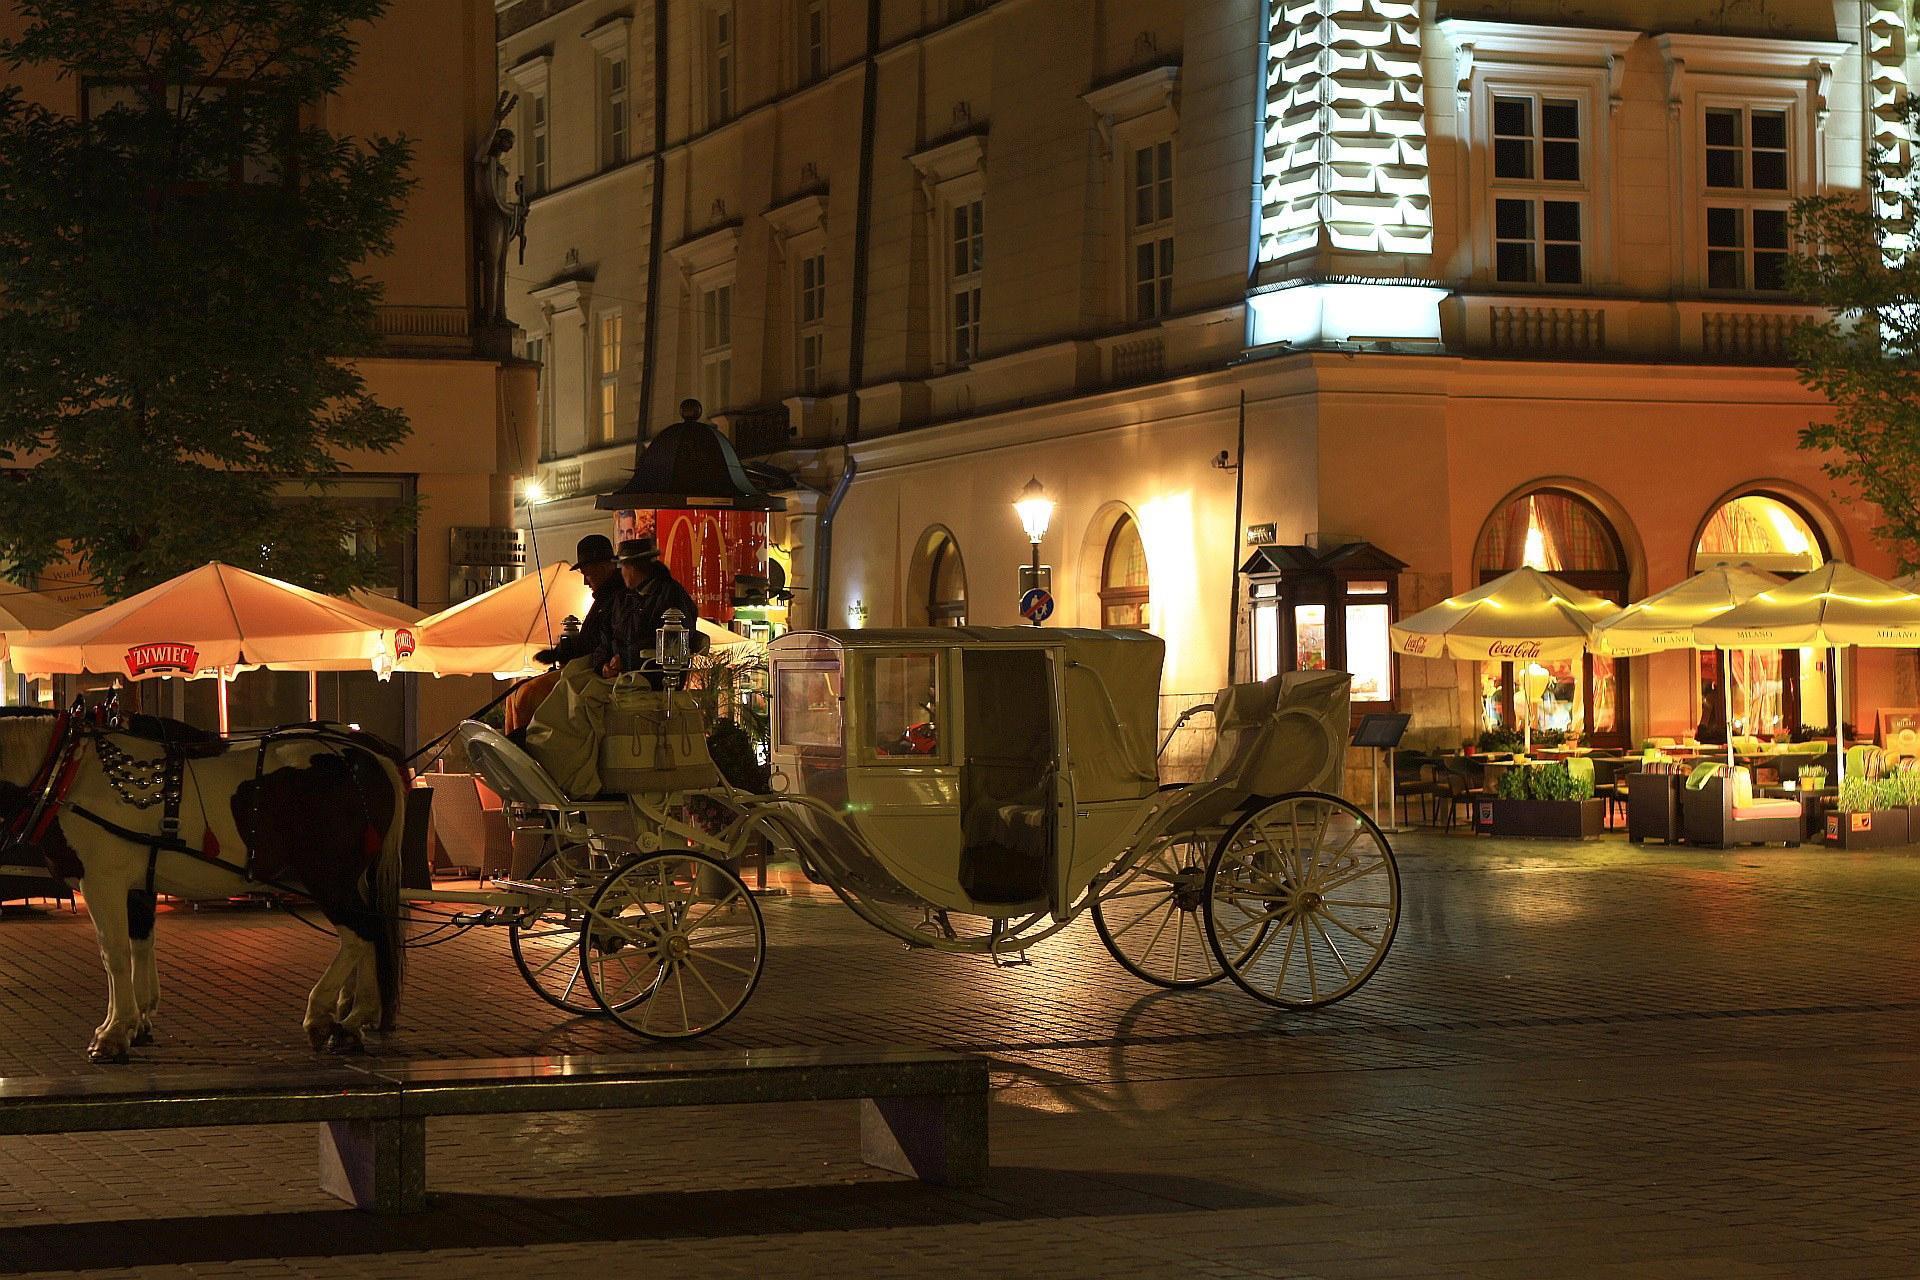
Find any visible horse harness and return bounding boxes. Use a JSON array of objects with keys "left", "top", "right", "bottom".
[{"left": 4, "top": 712, "right": 378, "bottom": 895}]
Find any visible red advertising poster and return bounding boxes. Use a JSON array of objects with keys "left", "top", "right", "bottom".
[{"left": 614, "top": 509, "right": 768, "bottom": 623}]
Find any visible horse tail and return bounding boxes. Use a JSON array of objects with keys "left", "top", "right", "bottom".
[{"left": 367, "top": 752, "right": 408, "bottom": 1033}]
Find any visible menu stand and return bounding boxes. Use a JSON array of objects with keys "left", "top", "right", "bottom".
[{"left": 1353, "top": 713, "right": 1413, "bottom": 833}]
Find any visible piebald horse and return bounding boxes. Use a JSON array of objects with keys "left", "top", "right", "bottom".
[{"left": 0, "top": 713, "right": 407, "bottom": 1062}]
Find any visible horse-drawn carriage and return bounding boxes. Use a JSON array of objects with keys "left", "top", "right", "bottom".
[{"left": 449, "top": 625, "right": 1401, "bottom": 1041}]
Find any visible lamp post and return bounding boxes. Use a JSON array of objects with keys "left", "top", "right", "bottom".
[
  {"left": 520, "top": 477, "right": 555, "bottom": 647},
  {"left": 1014, "top": 476, "right": 1054, "bottom": 626}
]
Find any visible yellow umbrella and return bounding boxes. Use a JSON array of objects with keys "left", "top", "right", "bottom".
[
  {"left": 399, "top": 562, "right": 591, "bottom": 677},
  {"left": 345, "top": 586, "right": 427, "bottom": 624},
  {"left": 1594, "top": 564, "right": 1780, "bottom": 767},
  {"left": 1693, "top": 562, "right": 1920, "bottom": 787},
  {"left": 9, "top": 562, "right": 397, "bottom": 731},
  {"left": 0, "top": 585, "right": 83, "bottom": 662},
  {"left": 1391, "top": 566, "right": 1617, "bottom": 751}
]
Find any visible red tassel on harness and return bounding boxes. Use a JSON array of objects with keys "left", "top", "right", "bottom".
[
  {"left": 202, "top": 829, "right": 220, "bottom": 858},
  {"left": 362, "top": 823, "right": 381, "bottom": 858}
]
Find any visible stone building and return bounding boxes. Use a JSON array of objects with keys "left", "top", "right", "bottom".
[{"left": 499, "top": 0, "right": 1912, "bottom": 764}]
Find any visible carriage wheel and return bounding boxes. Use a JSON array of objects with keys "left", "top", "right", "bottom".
[
  {"left": 580, "top": 852, "right": 765, "bottom": 1040},
  {"left": 508, "top": 850, "right": 607, "bottom": 1016},
  {"left": 1092, "top": 836, "right": 1227, "bottom": 989},
  {"left": 1204, "top": 792, "right": 1399, "bottom": 1010}
]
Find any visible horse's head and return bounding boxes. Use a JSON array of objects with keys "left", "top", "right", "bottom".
[{"left": 0, "top": 711, "right": 59, "bottom": 788}]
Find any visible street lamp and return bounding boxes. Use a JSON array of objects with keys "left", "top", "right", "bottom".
[
  {"left": 1014, "top": 477, "right": 1054, "bottom": 626},
  {"left": 520, "top": 475, "right": 554, "bottom": 646}
]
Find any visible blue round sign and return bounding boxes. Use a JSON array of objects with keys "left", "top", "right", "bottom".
[{"left": 1020, "top": 588, "right": 1055, "bottom": 623}]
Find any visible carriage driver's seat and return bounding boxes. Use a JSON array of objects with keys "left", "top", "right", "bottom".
[{"left": 454, "top": 721, "right": 634, "bottom": 869}]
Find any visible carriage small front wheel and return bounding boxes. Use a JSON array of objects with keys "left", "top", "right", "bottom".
[
  {"left": 1203, "top": 792, "right": 1399, "bottom": 1009},
  {"left": 579, "top": 851, "right": 766, "bottom": 1040},
  {"left": 509, "top": 850, "right": 611, "bottom": 1017},
  {"left": 1092, "top": 836, "right": 1228, "bottom": 989}
]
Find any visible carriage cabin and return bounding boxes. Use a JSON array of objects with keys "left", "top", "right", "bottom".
[{"left": 766, "top": 628, "right": 1165, "bottom": 918}]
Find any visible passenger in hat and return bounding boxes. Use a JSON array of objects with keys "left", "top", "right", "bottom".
[
  {"left": 605, "top": 534, "right": 703, "bottom": 681},
  {"left": 532, "top": 534, "right": 632, "bottom": 669}
]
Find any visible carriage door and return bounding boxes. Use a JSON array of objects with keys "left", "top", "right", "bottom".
[{"left": 959, "top": 648, "right": 1065, "bottom": 911}]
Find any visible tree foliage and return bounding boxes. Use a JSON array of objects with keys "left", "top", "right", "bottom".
[
  {"left": 1790, "top": 104, "right": 1920, "bottom": 573},
  {"left": 0, "top": 0, "right": 415, "bottom": 598}
]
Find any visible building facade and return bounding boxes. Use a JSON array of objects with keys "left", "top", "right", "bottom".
[
  {"left": 500, "top": 0, "right": 1911, "bottom": 762},
  {"left": 4, "top": 0, "right": 538, "bottom": 745}
]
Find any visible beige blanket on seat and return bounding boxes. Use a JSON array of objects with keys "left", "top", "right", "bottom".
[{"left": 524, "top": 657, "right": 612, "bottom": 798}]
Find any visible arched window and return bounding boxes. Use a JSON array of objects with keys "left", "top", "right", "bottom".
[
  {"left": 1693, "top": 491, "right": 1832, "bottom": 739},
  {"left": 926, "top": 531, "right": 967, "bottom": 626},
  {"left": 1474, "top": 488, "right": 1630, "bottom": 746},
  {"left": 1100, "top": 516, "right": 1150, "bottom": 629}
]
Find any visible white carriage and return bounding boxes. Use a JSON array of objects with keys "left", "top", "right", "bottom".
[{"left": 433, "top": 626, "right": 1402, "bottom": 1041}]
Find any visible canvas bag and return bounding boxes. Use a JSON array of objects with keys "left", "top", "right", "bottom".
[
  {"left": 524, "top": 657, "right": 613, "bottom": 798},
  {"left": 601, "top": 678, "right": 722, "bottom": 794}
]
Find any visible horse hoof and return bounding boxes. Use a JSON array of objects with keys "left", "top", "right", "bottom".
[
  {"left": 326, "top": 1028, "right": 367, "bottom": 1056},
  {"left": 88, "top": 1044, "right": 130, "bottom": 1065},
  {"left": 132, "top": 1027, "right": 155, "bottom": 1047},
  {"left": 305, "top": 1021, "right": 334, "bottom": 1053}
]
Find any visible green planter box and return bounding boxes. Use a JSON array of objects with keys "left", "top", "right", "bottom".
[
  {"left": 1490, "top": 797, "right": 1607, "bottom": 840},
  {"left": 1825, "top": 808, "right": 1911, "bottom": 849}
]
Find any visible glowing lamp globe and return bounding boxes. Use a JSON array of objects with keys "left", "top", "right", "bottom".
[{"left": 1015, "top": 477, "right": 1054, "bottom": 544}]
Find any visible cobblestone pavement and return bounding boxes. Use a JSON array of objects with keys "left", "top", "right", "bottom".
[{"left": 4, "top": 832, "right": 1920, "bottom": 1276}]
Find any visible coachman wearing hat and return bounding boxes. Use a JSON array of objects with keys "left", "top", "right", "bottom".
[
  {"left": 606, "top": 535, "right": 702, "bottom": 680},
  {"left": 532, "top": 534, "right": 633, "bottom": 671}
]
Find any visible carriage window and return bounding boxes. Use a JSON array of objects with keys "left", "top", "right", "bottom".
[
  {"left": 869, "top": 652, "right": 941, "bottom": 759},
  {"left": 775, "top": 666, "right": 843, "bottom": 751}
]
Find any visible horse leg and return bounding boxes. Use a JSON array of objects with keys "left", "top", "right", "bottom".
[
  {"left": 127, "top": 889, "right": 159, "bottom": 1046},
  {"left": 326, "top": 933, "right": 380, "bottom": 1054},
  {"left": 303, "top": 936, "right": 361, "bottom": 1052},
  {"left": 80, "top": 877, "right": 138, "bottom": 1064}
]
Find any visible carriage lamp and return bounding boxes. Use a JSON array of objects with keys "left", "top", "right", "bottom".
[{"left": 656, "top": 608, "right": 693, "bottom": 689}]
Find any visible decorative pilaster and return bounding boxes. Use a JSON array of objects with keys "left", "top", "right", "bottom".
[{"left": 1259, "top": 0, "right": 1433, "bottom": 262}]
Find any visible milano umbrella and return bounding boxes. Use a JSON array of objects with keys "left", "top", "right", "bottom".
[
  {"left": 1593, "top": 564, "right": 1781, "bottom": 768},
  {"left": 1693, "top": 562, "right": 1920, "bottom": 788},
  {"left": 1390, "top": 566, "right": 1617, "bottom": 751},
  {"left": 10, "top": 562, "right": 397, "bottom": 731}
]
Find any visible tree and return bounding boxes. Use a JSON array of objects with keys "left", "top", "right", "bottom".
[
  {"left": 1790, "top": 106, "right": 1920, "bottom": 573},
  {"left": 0, "top": 0, "right": 415, "bottom": 599}
]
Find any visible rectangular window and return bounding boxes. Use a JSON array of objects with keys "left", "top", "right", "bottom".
[
  {"left": 776, "top": 665, "right": 843, "bottom": 752},
  {"left": 1488, "top": 92, "right": 1583, "bottom": 286},
  {"left": 797, "top": 251, "right": 826, "bottom": 392},
  {"left": 602, "top": 54, "right": 628, "bottom": 167},
  {"left": 868, "top": 652, "right": 942, "bottom": 760},
  {"left": 1130, "top": 140, "right": 1175, "bottom": 321},
  {"left": 950, "top": 199, "right": 984, "bottom": 364},
  {"left": 711, "top": 5, "right": 735, "bottom": 122},
  {"left": 1494, "top": 197, "right": 1583, "bottom": 285},
  {"left": 1703, "top": 106, "right": 1790, "bottom": 293},
  {"left": 700, "top": 283, "right": 733, "bottom": 411},
  {"left": 803, "top": 0, "right": 827, "bottom": 82},
  {"left": 528, "top": 89, "right": 550, "bottom": 194},
  {"left": 597, "top": 311, "right": 623, "bottom": 444},
  {"left": 1345, "top": 601, "right": 1393, "bottom": 703}
]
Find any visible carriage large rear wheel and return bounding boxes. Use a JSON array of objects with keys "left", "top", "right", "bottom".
[
  {"left": 1203, "top": 792, "right": 1398, "bottom": 1009},
  {"left": 1092, "top": 836, "right": 1227, "bottom": 989},
  {"left": 580, "top": 852, "right": 766, "bottom": 1040}
]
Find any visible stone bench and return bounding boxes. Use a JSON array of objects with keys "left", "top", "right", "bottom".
[{"left": 0, "top": 1046, "right": 990, "bottom": 1213}]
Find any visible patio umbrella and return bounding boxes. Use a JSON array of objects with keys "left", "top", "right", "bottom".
[
  {"left": 1593, "top": 564, "right": 1781, "bottom": 768},
  {"left": 398, "top": 562, "right": 590, "bottom": 678},
  {"left": 10, "top": 562, "right": 397, "bottom": 731},
  {"left": 1390, "top": 566, "right": 1617, "bottom": 751},
  {"left": 345, "top": 587, "right": 427, "bottom": 624},
  {"left": 0, "top": 585, "right": 83, "bottom": 662},
  {"left": 1693, "top": 562, "right": 1920, "bottom": 787}
]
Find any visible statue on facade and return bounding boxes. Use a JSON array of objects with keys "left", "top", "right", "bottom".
[{"left": 474, "top": 91, "right": 529, "bottom": 332}]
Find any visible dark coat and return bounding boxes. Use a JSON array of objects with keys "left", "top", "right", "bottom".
[
  {"left": 538, "top": 574, "right": 632, "bottom": 667},
  {"left": 612, "top": 566, "right": 700, "bottom": 671}
]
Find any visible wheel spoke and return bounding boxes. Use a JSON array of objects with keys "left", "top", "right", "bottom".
[
  {"left": 1310, "top": 913, "right": 1353, "bottom": 979},
  {"left": 682, "top": 954, "right": 727, "bottom": 1007},
  {"left": 1317, "top": 856, "right": 1388, "bottom": 896},
  {"left": 1138, "top": 901, "right": 1178, "bottom": 964},
  {"left": 1270, "top": 918, "right": 1300, "bottom": 997},
  {"left": 1104, "top": 886, "right": 1177, "bottom": 904},
  {"left": 1218, "top": 903, "right": 1287, "bottom": 940},
  {"left": 1321, "top": 898, "right": 1392, "bottom": 910},
  {"left": 1302, "top": 917, "right": 1319, "bottom": 1000},
  {"left": 672, "top": 963, "right": 690, "bottom": 1029},
  {"left": 1172, "top": 910, "right": 1187, "bottom": 982},
  {"left": 1320, "top": 905, "right": 1383, "bottom": 944},
  {"left": 696, "top": 953, "right": 758, "bottom": 978},
  {"left": 1104, "top": 899, "right": 1171, "bottom": 942}
]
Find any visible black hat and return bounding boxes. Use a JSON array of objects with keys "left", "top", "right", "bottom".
[
  {"left": 573, "top": 534, "right": 616, "bottom": 571},
  {"left": 617, "top": 536, "right": 661, "bottom": 565}
]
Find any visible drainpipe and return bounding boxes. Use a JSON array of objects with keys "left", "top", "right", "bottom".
[
  {"left": 811, "top": 0, "right": 881, "bottom": 625},
  {"left": 634, "top": 0, "right": 671, "bottom": 433}
]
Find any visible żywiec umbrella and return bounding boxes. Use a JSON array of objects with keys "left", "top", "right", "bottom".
[
  {"left": 1593, "top": 564, "right": 1780, "bottom": 768},
  {"left": 1391, "top": 566, "right": 1617, "bottom": 752},
  {"left": 10, "top": 562, "right": 397, "bottom": 731},
  {"left": 1693, "top": 562, "right": 1920, "bottom": 787},
  {"left": 398, "top": 562, "right": 590, "bottom": 678}
]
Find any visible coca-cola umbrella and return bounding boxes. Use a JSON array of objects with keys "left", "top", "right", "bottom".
[
  {"left": 1390, "top": 566, "right": 1617, "bottom": 752},
  {"left": 10, "top": 562, "right": 397, "bottom": 732}
]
